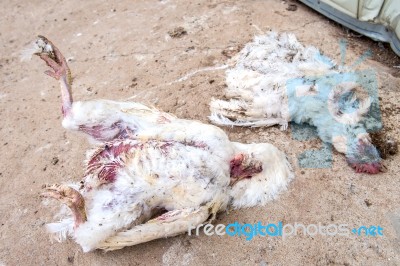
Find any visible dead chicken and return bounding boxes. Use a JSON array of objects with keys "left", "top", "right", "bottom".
[
  {"left": 210, "top": 32, "right": 386, "bottom": 174},
  {"left": 29, "top": 36, "right": 293, "bottom": 252}
]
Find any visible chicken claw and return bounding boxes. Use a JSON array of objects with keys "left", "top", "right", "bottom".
[
  {"left": 35, "top": 36, "right": 72, "bottom": 84},
  {"left": 42, "top": 184, "right": 87, "bottom": 228}
]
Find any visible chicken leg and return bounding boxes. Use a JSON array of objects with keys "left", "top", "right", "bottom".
[
  {"left": 35, "top": 36, "right": 73, "bottom": 117},
  {"left": 97, "top": 206, "right": 210, "bottom": 251},
  {"left": 34, "top": 36, "right": 175, "bottom": 142},
  {"left": 41, "top": 184, "right": 87, "bottom": 229}
]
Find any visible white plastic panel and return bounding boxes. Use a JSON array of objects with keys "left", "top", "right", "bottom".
[
  {"left": 396, "top": 18, "right": 400, "bottom": 40},
  {"left": 379, "top": 0, "right": 400, "bottom": 29},
  {"left": 321, "top": 0, "right": 359, "bottom": 18},
  {"left": 358, "top": 0, "right": 385, "bottom": 21}
]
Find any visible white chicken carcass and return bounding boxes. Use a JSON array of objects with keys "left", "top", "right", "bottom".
[
  {"left": 31, "top": 36, "right": 294, "bottom": 252},
  {"left": 210, "top": 32, "right": 384, "bottom": 174}
]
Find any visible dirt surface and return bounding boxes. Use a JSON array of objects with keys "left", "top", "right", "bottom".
[{"left": 1, "top": 0, "right": 399, "bottom": 265}]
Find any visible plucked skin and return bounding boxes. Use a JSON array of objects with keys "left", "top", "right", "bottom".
[
  {"left": 210, "top": 32, "right": 384, "bottom": 174},
  {"left": 33, "top": 36, "right": 293, "bottom": 251}
]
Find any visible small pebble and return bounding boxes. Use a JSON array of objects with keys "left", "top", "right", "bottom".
[
  {"left": 364, "top": 199, "right": 372, "bottom": 207},
  {"left": 286, "top": 4, "right": 297, "bottom": 11},
  {"left": 67, "top": 256, "right": 74, "bottom": 263},
  {"left": 168, "top": 27, "right": 187, "bottom": 38},
  {"left": 51, "top": 157, "right": 59, "bottom": 165}
]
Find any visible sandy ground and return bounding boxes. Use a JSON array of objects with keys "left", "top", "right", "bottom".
[{"left": 1, "top": 0, "right": 400, "bottom": 265}]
